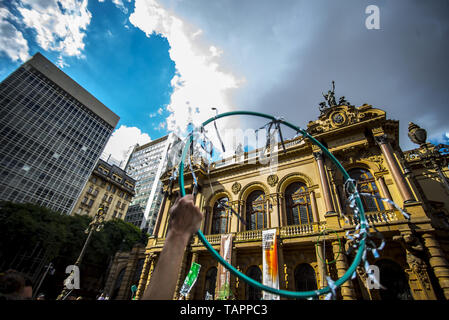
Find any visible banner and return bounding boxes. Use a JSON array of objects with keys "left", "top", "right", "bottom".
[
  {"left": 179, "top": 262, "right": 201, "bottom": 298},
  {"left": 262, "top": 229, "right": 280, "bottom": 300},
  {"left": 216, "top": 234, "right": 233, "bottom": 299}
]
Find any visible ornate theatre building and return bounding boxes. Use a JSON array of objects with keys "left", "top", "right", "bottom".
[{"left": 104, "top": 93, "right": 449, "bottom": 300}]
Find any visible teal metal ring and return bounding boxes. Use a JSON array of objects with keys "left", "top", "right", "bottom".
[{"left": 178, "top": 110, "right": 367, "bottom": 298}]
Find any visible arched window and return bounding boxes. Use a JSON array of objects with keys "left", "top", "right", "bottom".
[
  {"left": 246, "top": 266, "right": 262, "bottom": 300},
  {"left": 204, "top": 267, "right": 217, "bottom": 300},
  {"left": 348, "top": 168, "right": 385, "bottom": 212},
  {"left": 246, "top": 190, "right": 267, "bottom": 230},
  {"left": 375, "top": 259, "right": 413, "bottom": 300},
  {"left": 285, "top": 182, "right": 313, "bottom": 225},
  {"left": 294, "top": 263, "right": 318, "bottom": 297},
  {"left": 212, "top": 197, "right": 229, "bottom": 234}
]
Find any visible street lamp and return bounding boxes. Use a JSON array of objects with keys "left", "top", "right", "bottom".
[
  {"left": 408, "top": 122, "right": 449, "bottom": 192},
  {"left": 56, "top": 207, "right": 106, "bottom": 300}
]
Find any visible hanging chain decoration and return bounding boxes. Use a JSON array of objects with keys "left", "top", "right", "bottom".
[{"left": 254, "top": 117, "right": 288, "bottom": 155}]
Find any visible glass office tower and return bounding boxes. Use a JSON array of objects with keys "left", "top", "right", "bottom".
[
  {"left": 125, "top": 133, "right": 182, "bottom": 233},
  {"left": 0, "top": 53, "right": 119, "bottom": 214}
]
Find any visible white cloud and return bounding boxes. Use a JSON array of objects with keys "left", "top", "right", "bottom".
[
  {"left": 0, "top": 8, "right": 30, "bottom": 62},
  {"left": 16, "top": 0, "right": 92, "bottom": 66},
  {"left": 102, "top": 125, "right": 152, "bottom": 165},
  {"left": 154, "top": 121, "right": 166, "bottom": 131},
  {"left": 129, "top": 0, "right": 242, "bottom": 139}
]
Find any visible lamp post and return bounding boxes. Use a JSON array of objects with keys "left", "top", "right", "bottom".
[
  {"left": 56, "top": 207, "right": 106, "bottom": 300},
  {"left": 408, "top": 122, "right": 449, "bottom": 192}
]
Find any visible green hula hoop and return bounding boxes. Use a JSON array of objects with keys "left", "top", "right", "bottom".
[
  {"left": 315, "top": 228, "right": 342, "bottom": 265},
  {"left": 178, "top": 110, "right": 367, "bottom": 298}
]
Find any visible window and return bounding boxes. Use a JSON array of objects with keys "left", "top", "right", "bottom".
[
  {"left": 294, "top": 264, "right": 318, "bottom": 298},
  {"left": 88, "top": 199, "right": 94, "bottom": 207},
  {"left": 285, "top": 182, "right": 313, "bottom": 225},
  {"left": 246, "top": 190, "right": 266, "bottom": 230},
  {"left": 376, "top": 259, "right": 413, "bottom": 300},
  {"left": 203, "top": 267, "right": 217, "bottom": 300},
  {"left": 348, "top": 168, "right": 385, "bottom": 212},
  {"left": 212, "top": 197, "right": 229, "bottom": 234},
  {"left": 246, "top": 266, "right": 262, "bottom": 300}
]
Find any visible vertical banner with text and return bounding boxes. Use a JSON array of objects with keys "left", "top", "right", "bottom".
[
  {"left": 216, "top": 233, "right": 233, "bottom": 299},
  {"left": 262, "top": 228, "right": 280, "bottom": 300}
]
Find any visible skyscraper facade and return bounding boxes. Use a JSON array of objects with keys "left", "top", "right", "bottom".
[
  {"left": 125, "top": 133, "right": 182, "bottom": 233},
  {"left": 0, "top": 53, "right": 119, "bottom": 214}
]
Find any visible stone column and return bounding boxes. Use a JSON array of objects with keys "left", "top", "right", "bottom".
[
  {"left": 230, "top": 249, "right": 237, "bottom": 299},
  {"left": 332, "top": 240, "right": 356, "bottom": 300},
  {"left": 375, "top": 135, "right": 415, "bottom": 203},
  {"left": 315, "top": 242, "right": 327, "bottom": 288},
  {"left": 422, "top": 232, "right": 449, "bottom": 299},
  {"left": 269, "top": 193, "right": 280, "bottom": 228},
  {"left": 278, "top": 242, "right": 287, "bottom": 291},
  {"left": 376, "top": 175, "right": 394, "bottom": 210},
  {"left": 135, "top": 253, "right": 152, "bottom": 299},
  {"left": 240, "top": 201, "right": 246, "bottom": 232},
  {"left": 278, "top": 195, "right": 287, "bottom": 227},
  {"left": 143, "top": 254, "right": 157, "bottom": 296},
  {"left": 314, "top": 151, "right": 335, "bottom": 214},
  {"left": 152, "top": 192, "right": 168, "bottom": 237},
  {"left": 204, "top": 206, "right": 212, "bottom": 235},
  {"left": 310, "top": 190, "right": 320, "bottom": 223}
]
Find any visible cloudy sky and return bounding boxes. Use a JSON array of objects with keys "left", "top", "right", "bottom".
[{"left": 1, "top": 0, "right": 448, "bottom": 163}]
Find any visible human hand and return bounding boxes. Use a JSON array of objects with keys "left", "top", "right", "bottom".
[{"left": 167, "top": 194, "right": 203, "bottom": 242}]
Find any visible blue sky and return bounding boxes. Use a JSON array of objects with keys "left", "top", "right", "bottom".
[
  {"left": 1, "top": 0, "right": 448, "bottom": 164},
  {"left": 1, "top": 0, "right": 174, "bottom": 154}
]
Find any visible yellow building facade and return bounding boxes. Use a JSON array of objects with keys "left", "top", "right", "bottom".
[
  {"left": 71, "top": 158, "right": 136, "bottom": 221},
  {"left": 109, "top": 102, "right": 449, "bottom": 300}
]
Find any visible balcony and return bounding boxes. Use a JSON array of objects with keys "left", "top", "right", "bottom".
[
  {"left": 279, "top": 222, "right": 325, "bottom": 238},
  {"left": 341, "top": 209, "right": 398, "bottom": 226},
  {"left": 203, "top": 234, "right": 222, "bottom": 245},
  {"left": 234, "top": 229, "right": 263, "bottom": 242}
]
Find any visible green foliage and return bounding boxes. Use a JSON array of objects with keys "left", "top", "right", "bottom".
[
  {"left": 0, "top": 201, "right": 145, "bottom": 273},
  {"left": 216, "top": 282, "right": 235, "bottom": 300}
]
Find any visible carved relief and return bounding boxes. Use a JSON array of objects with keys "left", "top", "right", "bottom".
[
  {"left": 307, "top": 104, "right": 386, "bottom": 135},
  {"left": 232, "top": 182, "right": 242, "bottom": 195},
  {"left": 267, "top": 174, "right": 279, "bottom": 187},
  {"left": 393, "top": 234, "right": 436, "bottom": 299}
]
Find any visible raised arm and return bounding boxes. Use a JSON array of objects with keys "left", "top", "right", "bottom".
[{"left": 141, "top": 194, "right": 203, "bottom": 300}]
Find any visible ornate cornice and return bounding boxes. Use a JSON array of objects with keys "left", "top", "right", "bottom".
[{"left": 307, "top": 104, "right": 386, "bottom": 136}]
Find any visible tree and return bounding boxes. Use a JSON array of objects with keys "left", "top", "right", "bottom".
[{"left": 0, "top": 201, "right": 146, "bottom": 299}]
